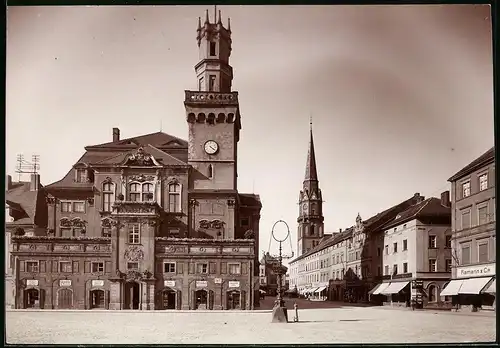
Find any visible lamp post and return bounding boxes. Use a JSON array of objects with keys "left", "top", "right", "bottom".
[{"left": 269, "top": 220, "right": 294, "bottom": 323}]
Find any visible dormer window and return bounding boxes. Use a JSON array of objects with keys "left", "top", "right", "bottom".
[{"left": 75, "top": 169, "right": 87, "bottom": 183}]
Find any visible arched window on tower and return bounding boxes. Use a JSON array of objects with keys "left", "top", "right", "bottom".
[{"left": 208, "top": 164, "right": 213, "bottom": 179}]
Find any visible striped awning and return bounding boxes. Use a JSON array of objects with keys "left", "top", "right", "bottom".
[
  {"left": 371, "top": 283, "right": 390, "bottom": 295},
  {"left": 482, "top": 279, "right": 496, "bottom": 294}
]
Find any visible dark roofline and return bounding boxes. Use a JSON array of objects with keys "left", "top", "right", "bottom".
[
  {"left": 84, "top": 131, "right": 188, "bottom": 150},
  {"left": 448, "top": 147, "right": 494, "bottom": 182}
]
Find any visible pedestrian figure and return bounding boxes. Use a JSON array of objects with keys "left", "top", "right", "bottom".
[{"left": 293, "top": 302, "right": 299, "bottom": 322}]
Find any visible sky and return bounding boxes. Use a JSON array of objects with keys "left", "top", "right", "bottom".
[{"left": 6, "top": 5, "right": 494, "bottom": 262}]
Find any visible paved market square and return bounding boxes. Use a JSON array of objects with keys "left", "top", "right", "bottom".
[{"left": 6, "top": 306, "right": 496, "bottom": 344}]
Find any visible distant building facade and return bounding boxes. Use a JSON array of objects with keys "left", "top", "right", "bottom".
[
  {"left": 369, "top": 194, "right": 452, "bottom": 309},
  {"left": 441, "top": 147, "right": 495, "bottom": 311},
  {"left": 259, "top": 252, "right": 287, "bottom": 296},
  {"left": 9, "top": 10, "right": 262, "bottom": 311}
]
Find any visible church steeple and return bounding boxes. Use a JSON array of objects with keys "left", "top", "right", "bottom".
[{"left": 304, "top": 120, "right": 318, "bottom": 182}]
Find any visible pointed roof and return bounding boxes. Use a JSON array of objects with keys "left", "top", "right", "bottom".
[{"left": 304, "top": 122, "right": 318, "bottom": 182}]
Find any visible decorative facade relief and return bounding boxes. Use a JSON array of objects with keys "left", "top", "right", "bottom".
[{"left": 124, "top": 245, "right": 145, "bottom": 261}]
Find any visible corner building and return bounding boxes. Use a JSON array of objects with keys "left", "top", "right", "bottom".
[{"left": 10, "top": 10, "right": 262, "bottom": 310}]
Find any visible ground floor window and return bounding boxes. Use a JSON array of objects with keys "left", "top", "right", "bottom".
[
  {"left": 24, "top": 288, "right": 40, "bottom": 308},
  {"left": 162, "top": 290, "right": 177, "bottom": 310},
  {"left": 227, "top": 290, "right": 241, "bottom": 310},
  {"left": 89, "top": 289, "right": 105, "bottom": 309}
]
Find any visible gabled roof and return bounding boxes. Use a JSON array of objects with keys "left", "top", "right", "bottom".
[
  {"left": 448, "top": 147, "right": 495, "bottom": 182},
  {"left": 92, "top": 144, "right": 187, "bottom": 167},
  {"left": 85, "top": 131, "right": 188, "bottom": 150},
  {"left": 381, "top": 197, "right": 451, "bottom": 230},
  {"left": 6, "top": 181, "right": 45, "bottom": 227}
]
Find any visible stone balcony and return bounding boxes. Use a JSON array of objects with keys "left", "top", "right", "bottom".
[
  {"left": 11, "top": 236, "right": 111, "bottom": 255},
  {"left": 155, "top": 237, "right": 255, "bottom": 257},
  {"left": 111, "top": 201, "right": 162, "bottom": 218},
  {"left": 184, "top": 91, "right": 239, "bottom": 105}
]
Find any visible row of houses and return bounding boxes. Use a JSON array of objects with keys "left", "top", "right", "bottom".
[{"left": 289, "top": 146, "right": 495, "bottom": 311}]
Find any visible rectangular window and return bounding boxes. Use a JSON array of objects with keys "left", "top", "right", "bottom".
[
  {"left": 128, "top": 223, "right": 140, "bottom": 244},
  {"left": 228, "top": 263, "right": 241, "bottom": 275},
  {"left": 403, "top": 262, "right": 408, "bottom": 274},
  {"left": 73, "top": 201, "right": 85, "bottom": 213},
  {"left": 61, "top": 202, "right": 72, "bottom": 212},
  {"left": 377, "top": 248, "right": 381, "bottom": 257},
  {"left": 478, "top": 206, "right": 488, "bottom": 225},
  {"left": 461, "top": 210, "right": 471, "bottom": 229},
  {"left": 403, "top": 239, "right": 408, "bottom": 251},
  {"left": 478, "top": 242, "right": 489, "bottom": 263},
  {"left": 241, "top": 218, "right": 249, "bottom": 227},
  {"left": 168, "top": 184, "right": 181, "bottom": 213},
  {"left": 26, "top": 261, "right": 39, "bottom": 273},
  {"left": 428, "top": 235, "right": 437, "bottom": 249},
  {"left": 385, "top": 245, "right": 388, "bottom": 255},
  {"left": 209, "top": 41, "right": 216, "bottom": 56},
  {"left": 197, "top": 263, "right": 208, "bottom": 274},
  {"left": 393, "top": 242, "right": 398, "bottom": 253},
  {"left": 462, "top": 181, "right": 471, "bottom": 198},
  {"left": 429, "top": 259, "right": 437, "bottom": 272},
  {"left": 198, "top": 77, "right": 204, "bottom": 91},
  {"left": 91, "top": 262, "right": 104, "bottom": 273},
  {"left": 129, "top": 183, "right": 141, "bottom": 202},
  {"left": 209, "top": 75, "right": 216, "bottom": 91},
  {"left": 102, "top": 228, "right": 111, "bottom": 237},
  {"left": 76, "top": 169, "right": 87, "bottom": 183},
  {"left": 384, "top": 265, "right": 389, "bottom": 275},
  {"left": 142, "top": 183, "right": 154, "bottom": 202},
  {"left": 164, "top": 262, "right": 176, "bottom": 273},
  {"left": 60, "top": 228, "right": 73, "bottom": 237},
  {"left": 479, "top": 174, "right": 488, "bottom": 191},
  {"left": 445, "top": 235, "right": 452, "bottom": 248},
  {"left": 461, "top": 245, "right": 471, "bottom": 265},
  {"left": 393, "top": 264, "right": 398, "bottom": 275},
  {"left": 59, "top": 261, "right": 72, "bottom": 273},
  {"left": 127, "top": 262, "right": 139, "bottom": 270},
  {"left": 445, "top": 259, "right": 452, "bottom": 272},
  {"left": 102, "top": 183, "right": 115, "bottom": 212}
]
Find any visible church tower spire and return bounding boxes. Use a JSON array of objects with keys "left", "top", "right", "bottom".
[{"left": 297, "top": 120, "right": 324, "bottom": 257}]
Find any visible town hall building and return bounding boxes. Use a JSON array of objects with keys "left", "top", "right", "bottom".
[{"left": 8, "top": 9, "right": 262, "bottom": 311}]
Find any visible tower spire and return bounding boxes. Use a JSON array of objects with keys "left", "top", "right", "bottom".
[
  {"left": 205, "top": 9, "right": 209, "bottom": 24},
  {"left": 304, "top": 118, "right": 318, "bottom": 182}
]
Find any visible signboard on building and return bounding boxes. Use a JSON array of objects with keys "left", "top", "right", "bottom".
[
  {"left": 214, "top": 278, "right": 222, "bottom": 284},
  {"left": 196, "top": 281, "right": 208, "bottom": 288},
  {"left": 411, "top": 280, "right": 424, "bottom": 289},
  {"left": 228, "top": 281, "right": 240, "bottom": 288},
  {"left": 92, "top": 280, "right": 104, "bottom": 287},
  {"left": 164, "top": 280, "right": 176, "bottom": 287},
  {"left": 456, "top": 264, "right": 495, "bottom": 278},
  {"left": 26, "top": 279, "right": 38, "bottom": 286},
  {"left": 59, "top": 280, "right": 72, "bottom": 287}
]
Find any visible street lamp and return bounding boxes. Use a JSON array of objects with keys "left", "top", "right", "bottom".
[{"left": 269, "top": 220, "right": 294, "bottom": 323}]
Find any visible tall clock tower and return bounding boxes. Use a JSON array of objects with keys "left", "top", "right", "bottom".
[
  {"left": 185, "top": 9, "right": 241, "bottom": 240},
  {"left": 297, "top": 122, "right": 324, "bottom": 256}
]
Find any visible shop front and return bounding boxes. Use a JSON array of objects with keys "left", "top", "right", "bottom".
[
  {"left": 369, "top": 280, "right": 410, "bottom": 307},
  {"left": 441, "top": 263, "right": 496, "bottom": 312}
]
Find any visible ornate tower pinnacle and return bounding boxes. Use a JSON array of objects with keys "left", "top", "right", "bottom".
[{"left": 304, "top": 118, "right": 318, "bottom": 182}]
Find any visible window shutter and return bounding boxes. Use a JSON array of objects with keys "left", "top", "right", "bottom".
[
  {"left": 84, "top": 261, "right": 91, "bottom": 273},
  {"left": 39, "top": 261, "right": 46, "bottom": 273},
  {"left": 105, "top": 261, "right": 111, "bottom": 273},
  {"left": 177, "top": 262, "right": 184, "bottom": 274},
  {"left": 188, "top": 263, "right": 195, "bottom": 274},
  {"left": 72, "top": 261, "right": 79, "bottom": 273},
  {"left": 52, "top": 261, "right": 58, "bottom": 273},
  {"left": 209, "top": 262, "right": 216, "bottom": 274},
  {"left": 242, "top": 262, "right": 248, "bottom": 275},
  {"left": 221, "top": 262, "right": 227, "bottom": 274},
  {"left": 20, "top": 261, "right": 25, "bottom": 272}
]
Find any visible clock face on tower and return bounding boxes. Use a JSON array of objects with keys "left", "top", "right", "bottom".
[{"left": 204, "top": 140, "right": 219, "bottom": 155}]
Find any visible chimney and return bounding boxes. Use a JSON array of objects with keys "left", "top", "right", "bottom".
[
  {"left": 6, "top": 175, "right": 12, "bottom": 190},
  {"left": 339, "top": 228, "right": 342, "bottom": 233},
  {"left": 441, "top": 191, "right": 451, "bottom": 207},
  {"left": 30, "top": 173, "right": 40, "bottom": 191},
  {"left": 413, "top": 192, "right": 425, "bottom": 203},
  {"left": 113, "top": 128, "right": 120, "bottom": 142}
]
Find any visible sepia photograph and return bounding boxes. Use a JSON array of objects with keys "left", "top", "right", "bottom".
[{"left": 5, "top": 3, "right": 495, "bottom": 344}]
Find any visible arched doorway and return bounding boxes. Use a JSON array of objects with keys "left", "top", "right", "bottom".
[
  {"left": 195, "top": 289, "right": 208, "bottom": 310},
  {"left": 24, "top": 288, "right": 39, "bottom": 309},
  {"left": 89, "top": 289, "right": 105, "bottom": 309},
  {"left": 58, "top": 288, "right": 73, "bottom": 309},
  {"left": 124, "top": 282, "right": 140, "bottom": 310},
  {"left": 428, "top": 285, "right": 437, "bottom": 302},
  {"left": 161, "top": 289, "right": 176, "bottom": 310},
  {"left": 227, "top": 290, "right": 241, "bottom": 310}
]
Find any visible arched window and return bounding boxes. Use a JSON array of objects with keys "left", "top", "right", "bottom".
[
  {"left": 208, "top": 164, "right": 213, "bottom": 179},
  {"left": 129, "top": 182, "right": 154, "bottom": 202},
  {"left": 102, "top": 182, "right": 115, "bottom": 212},
  {"left": 428, "top": 285, "right": 437, "bottom": 302},
  {"left": 168, "top": 183, "right": 181, "bottom": 213}
]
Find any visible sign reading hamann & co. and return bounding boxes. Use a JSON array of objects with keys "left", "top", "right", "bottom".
[{"left": 456, "top": 263, "right": 496, "bottom": 278}]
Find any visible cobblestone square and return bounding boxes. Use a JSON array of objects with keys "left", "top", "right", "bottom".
[{"left": 6, "top": 307, "right": 496, "bottom": 344}]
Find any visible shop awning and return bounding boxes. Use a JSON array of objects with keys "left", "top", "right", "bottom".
[
  {"left": 368, "top": 283, "right": 382, "bottom": 295},
  {"left": 380, "top": 281, "right": 410, "bottom": 295},
  {"left": 371, "top": 282, "right": 390, "bottom": 295},
  {"left": 308, "top": 287, "right": 319, "bottom": 294},
  {"left": 482, "top": 279, "right": 496, "bottom": 294},
  {"left": 315, "top": 286, "right": 327, "bottom": 293},
  {"left": 458, "top": 277, "right": 493, "bottom": 295},
  {"left": 440, "top": 279, "right": 464, "bottom": 296}
]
